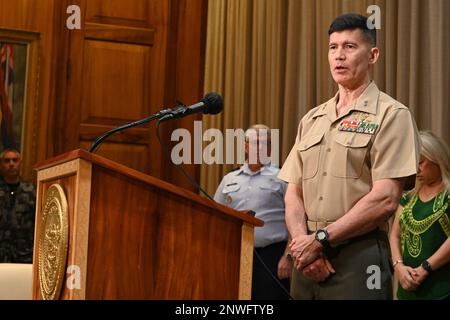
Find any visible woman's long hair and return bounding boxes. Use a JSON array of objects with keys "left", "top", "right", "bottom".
[{"left": 408, "top": 131, "right": 450, "bottom": 196}]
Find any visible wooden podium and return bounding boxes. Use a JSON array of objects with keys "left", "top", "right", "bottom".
[{"left": 32, "top": 149, "right": 263, "bottom": 300}]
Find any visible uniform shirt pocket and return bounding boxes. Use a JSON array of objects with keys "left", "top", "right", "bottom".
[
  {"left": 332, "top": 133, "right": 372, "bottom": 178},
  {"left": 259, "top": 182, "right": 284, "bottom": 203},
  {"left": 259, "top": 182, "right": 281, "bottom": 192},
  {"left": 297, "top": 133, "right": 324, "bottom": 180},
  {"left": 222, "top": 183, "right": 241, "bottom": 194}
]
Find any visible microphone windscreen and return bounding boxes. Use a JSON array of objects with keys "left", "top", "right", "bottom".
[{"left": 202, "top": 92, "right": 223, "bottom": 115}]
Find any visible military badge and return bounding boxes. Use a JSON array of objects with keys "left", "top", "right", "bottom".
[
  {"left": 338, "top": 119, "right": 379, "bottom": 134},
  {"left": 338, "top": 119, "right": 361, "bottom": 132}
]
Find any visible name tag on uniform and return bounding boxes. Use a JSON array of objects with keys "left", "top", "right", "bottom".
[{"left": 338, "top": 119, "right": 379, "bottom": 135}]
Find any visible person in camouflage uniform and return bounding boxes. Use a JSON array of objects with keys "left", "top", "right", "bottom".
[{"left": 0, "top": 149, "right": 36, "bottom": 263}]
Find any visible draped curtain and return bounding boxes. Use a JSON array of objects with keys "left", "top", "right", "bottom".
[{"left": 201, "top": 0, "right": 449, "bottom": 195}]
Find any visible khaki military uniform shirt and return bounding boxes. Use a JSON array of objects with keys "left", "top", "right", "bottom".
[{"left": 278, "top": 82, "right": 420, "bottom": 225}]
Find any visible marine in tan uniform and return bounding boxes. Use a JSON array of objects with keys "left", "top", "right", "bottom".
[{"left": 278, "top": 13, "right": 420, "bottom": 299}]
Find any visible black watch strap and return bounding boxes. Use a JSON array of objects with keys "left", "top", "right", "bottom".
[
  {"left": 315, "top": 229, "right": 330, "bottom": 251},
  {"left": 421, "top": 260, "right": 433, "bottom": 273}
]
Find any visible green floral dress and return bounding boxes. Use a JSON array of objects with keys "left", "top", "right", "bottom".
[{"left": 397, "top": 191, "right": 450, "bottom": 300}]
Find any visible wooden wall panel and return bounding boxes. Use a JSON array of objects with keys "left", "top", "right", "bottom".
[
  {"left": 85, "top": 23, "right": 154, "bottom": 45},
  {"left": 81, "top": 40, "right": 150, "bottom": 122},
  {"left": 160, "top": 0, "right": 208, "bottom": 190},
  {"left": 86, "top": 0, "right": 149, "bottom": 27},
  {"left": 56, "top": 0, "right": 168, "bottom": 178}
]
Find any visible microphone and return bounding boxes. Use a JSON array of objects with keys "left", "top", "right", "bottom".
[
  {"left": 158, "top": 92, "right": 223, "bottom": 121},
  {"left": 88, "top": 92, "right": 223, "bottom": 153}
]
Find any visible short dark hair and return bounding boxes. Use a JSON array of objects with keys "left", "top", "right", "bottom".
[{"left": 328, "top": 13, "right": 376, "bottom": 47}]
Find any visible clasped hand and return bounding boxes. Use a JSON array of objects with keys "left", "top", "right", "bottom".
[
  {"left": 289, "top": 235, "right": 335, "bottom": 282},
  {"left": 396, "top": 264, "right": 429, "bottom": 291}
]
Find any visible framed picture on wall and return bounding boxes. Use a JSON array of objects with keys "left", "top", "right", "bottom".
[{"left": 0, "top": 28, "right": 40, "bottom": 182}]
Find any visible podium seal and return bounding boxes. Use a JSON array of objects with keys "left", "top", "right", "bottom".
[{"left": 38, "top": 184, "right": 69, "bottom": 300}]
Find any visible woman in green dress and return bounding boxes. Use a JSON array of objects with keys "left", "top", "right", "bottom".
[{"left": 390, "top": 131, "right": 450, "bottom": 300}]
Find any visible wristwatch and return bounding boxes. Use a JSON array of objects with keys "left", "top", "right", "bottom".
[
  {"left": 315, "top": 229, "right": 330, "bottom": 252},
  {"left": 421, "top": 260, "right": 433, "bottom": 273}
]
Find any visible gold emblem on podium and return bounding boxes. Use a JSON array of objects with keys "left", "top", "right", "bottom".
[{"left": 38, "top": 184, "right": 69, "bottom": 300}]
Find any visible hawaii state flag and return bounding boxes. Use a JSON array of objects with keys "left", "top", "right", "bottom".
[{"left": 0, "top": 43, "right": 14, "bottom": 149}]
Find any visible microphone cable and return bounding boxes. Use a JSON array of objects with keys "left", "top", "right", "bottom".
[
  {"left": 156, "top": 119, "right": 214, "bottom": 201},
  {"left": 156, "top": 119, "right": 293, "bottom": 300}
]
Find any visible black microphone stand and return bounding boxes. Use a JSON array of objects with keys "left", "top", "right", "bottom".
[{"left": 88, "top": 106, "right": 183, "bottom": 153}]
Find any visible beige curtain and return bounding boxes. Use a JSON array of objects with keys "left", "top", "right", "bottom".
[{"left": 201, "top": 0, "right": 450, "bottom": 196}]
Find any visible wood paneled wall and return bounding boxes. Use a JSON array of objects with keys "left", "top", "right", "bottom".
[{"left": 0, "top": 0, "right": 207, "bottom": 191}]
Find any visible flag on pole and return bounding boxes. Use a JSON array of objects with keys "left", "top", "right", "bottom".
[{"left": 0, "top": 43, "right": 14, "bottom": 149}]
